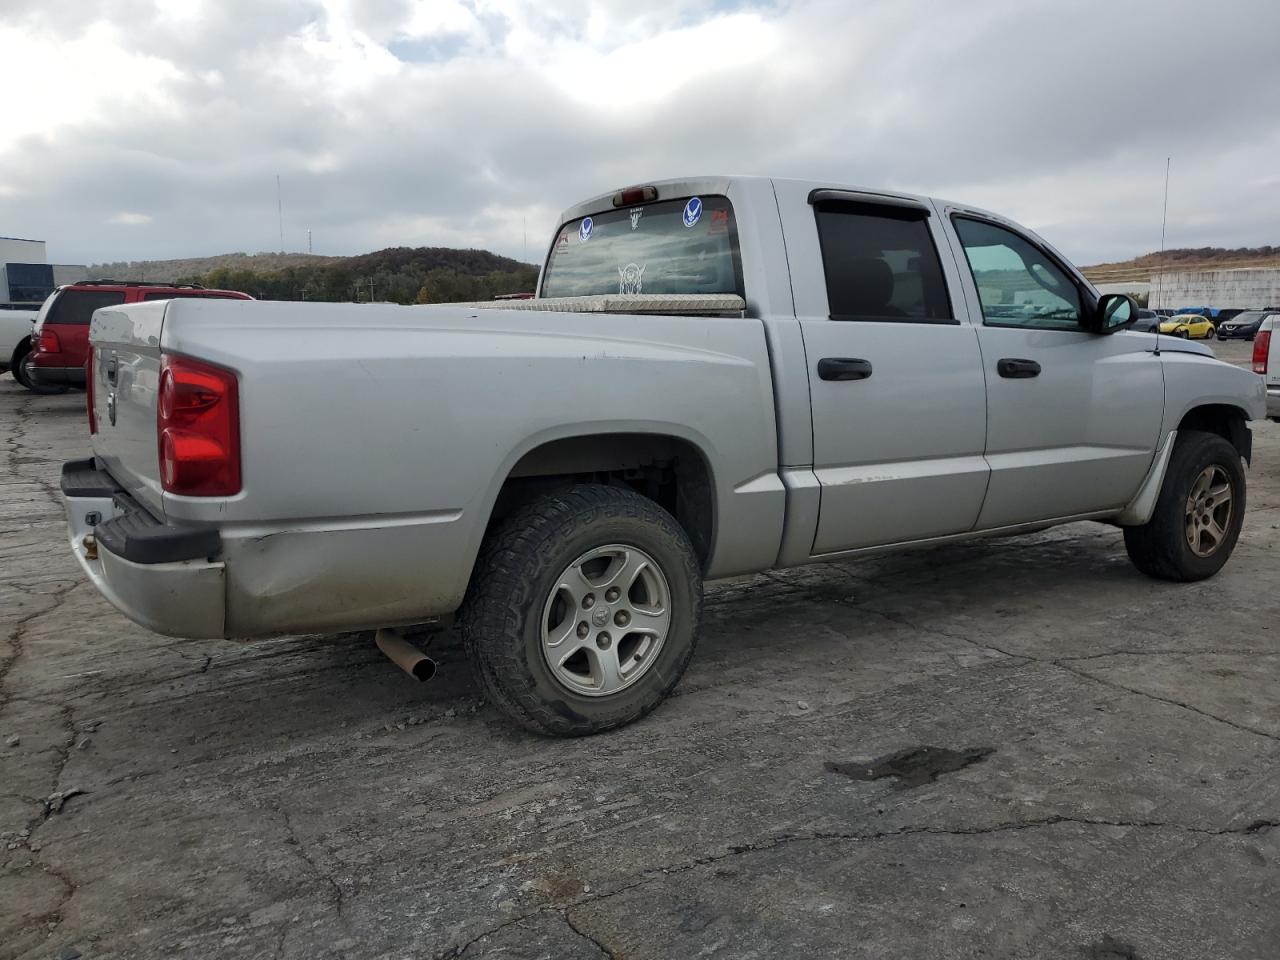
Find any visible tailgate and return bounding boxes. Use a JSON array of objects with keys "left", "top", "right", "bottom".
[{"left": 89, "top": 301, "right": 167, "bottom": 517}]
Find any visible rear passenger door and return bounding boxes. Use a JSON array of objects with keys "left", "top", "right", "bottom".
[
  {"left": 776, "top": 186, "right": 989, "bottom": 554},
  {"left": 942, "top": 213, "right": 1164, "bottom": 528}
]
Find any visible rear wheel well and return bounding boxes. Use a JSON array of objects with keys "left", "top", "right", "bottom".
[
  {"left": 9, "top": 336, "right": 30, "bottom": 369},
  {"left": 1178, "top": 404, "right": 1251, "bottom": 464},
  {"left": 487, "top": 434, "right": 715, "bottom": 570}
]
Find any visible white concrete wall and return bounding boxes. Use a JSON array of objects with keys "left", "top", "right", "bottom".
[
  {"left": 1150, "top": 268, "right": 1280, "bottom": 309},
  {"left": 1095, "top": 281, "right": 1151, "bottom": 297}
]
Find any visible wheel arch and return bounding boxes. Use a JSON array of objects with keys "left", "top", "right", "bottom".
[
  {"left": 1177, "top": 403, "right": 1252, "bottom": 465},
  {"left": 9, "top": 335, "right": 31, "bottom": 370},
  {"left": 482, "top": 427, "right": 719, "bottom": 572}
]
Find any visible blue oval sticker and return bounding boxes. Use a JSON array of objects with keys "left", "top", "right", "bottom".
[
  {"left": 578, "top": 217, "right": 593, "bottom": 242},
  {"left": 682, "top": 197, "right": 702, "bottom": 228}
]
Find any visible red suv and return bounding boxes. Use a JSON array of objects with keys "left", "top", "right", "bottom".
[{"left": 27, "top": 281, "right": 252, "bottom": 390}]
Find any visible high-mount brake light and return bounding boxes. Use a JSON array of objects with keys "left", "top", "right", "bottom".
[
  {"left": 612, "top": 185, "right": 658, "bottom": 207},
  {"left": 157, "top": 355, "right": 241, "bottom": 496},
  {"left": 1254, "top": 330, "right": 1271, "bottom": 375}
]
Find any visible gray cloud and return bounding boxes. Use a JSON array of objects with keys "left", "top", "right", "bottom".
[{"left": 1, "top": 0, "right": 1276, "bottom": 268}]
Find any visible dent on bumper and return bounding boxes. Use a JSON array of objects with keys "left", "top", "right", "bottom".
[{"left": 64, "top": 492, "right": 226, "bottom": 638}]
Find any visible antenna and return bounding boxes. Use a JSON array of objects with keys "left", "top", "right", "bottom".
[
  {"left": 1156, "top": 157, "right": 1170, "bottom": 310},
  {"left": 276, "top": 174, "right": 284, "bottom": 253}
]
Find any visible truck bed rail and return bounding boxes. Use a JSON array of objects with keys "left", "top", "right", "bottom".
[{"left": 455, "top": 293, "right": 746, "bottom": 316}]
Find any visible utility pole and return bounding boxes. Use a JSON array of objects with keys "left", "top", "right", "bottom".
[
  {"left": 276, "top": 174, "right": 284, "bottom": 253},
  {"left": 367, "top": 277, "right": 376, "bottom": 303},
  {"left": 307, "top": 229, "right": 312, "bottom": 255}
]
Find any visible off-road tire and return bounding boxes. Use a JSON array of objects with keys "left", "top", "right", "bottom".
[
  {"left": 1123, "top": 430, "right": 1246, "bottom": 581},
  {"left": 460, "top": 484, "right": 702, "bottom": 736}
]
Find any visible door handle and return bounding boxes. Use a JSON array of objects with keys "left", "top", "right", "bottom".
[
  {"left": 997, "top": 358, "right": 1041, "bottom": 379},
  {"left": 818, "top": 357, "right": 873, "bottom": 381}
]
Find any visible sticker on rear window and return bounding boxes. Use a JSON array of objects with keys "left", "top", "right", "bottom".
[
  {"left": 579, "top": 217, "right": 593, "bottom": 243},
  {"left": 618, "top": 263, "right": 645, "bottom": 294},
  {"left": 683, "top": 197, "right": 702, "bottom": 228}
]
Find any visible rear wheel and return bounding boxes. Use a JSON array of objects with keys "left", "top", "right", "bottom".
[
  {"left": 460, "top": 484, "right": 701, "bottom": 736},
  {"left": 1123, "top": 431, "right": 1245, "bottom": 581},
  {"left": 15, "top": 345, "right": 66, "bottom": 395}
]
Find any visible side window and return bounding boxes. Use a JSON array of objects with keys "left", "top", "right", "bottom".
[
  {"left": 814, "top": 202, "right": 953, "bottom": 323},
  {"left": 952, "top": 217, "right": 1083, "bottom": 330}
]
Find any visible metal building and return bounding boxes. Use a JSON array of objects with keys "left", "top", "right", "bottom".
[{"left": 0, "top": 236, "right": 87, "bottom": 306}]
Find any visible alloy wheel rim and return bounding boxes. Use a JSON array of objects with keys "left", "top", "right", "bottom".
[
  {"left": 1184, "top": 465, "right": 1233, "bottom": 558},
  {"left": 540, "top": 543, "right": 671, "bottom": 697}
]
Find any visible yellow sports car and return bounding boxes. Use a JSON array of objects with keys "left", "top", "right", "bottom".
[{"left": 1158, "top": 314, "right": 1215, "bottom": 339}]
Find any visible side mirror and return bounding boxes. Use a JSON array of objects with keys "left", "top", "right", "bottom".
[{"left": 1092, "top": 293, "right": 1137, "bottom": 334}]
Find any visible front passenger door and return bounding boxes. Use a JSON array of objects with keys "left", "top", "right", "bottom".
[{"left": 945, "top": 215, "right": 1164, "bottom": 529}]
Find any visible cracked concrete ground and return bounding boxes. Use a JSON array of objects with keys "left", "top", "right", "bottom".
[{"left": 1, "top": 339, "right": 1278, "bottom": 960}]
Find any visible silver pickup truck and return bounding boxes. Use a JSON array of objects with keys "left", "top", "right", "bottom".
[{"left": 61, "top": 176, "right": 1266, "bottom": 735}]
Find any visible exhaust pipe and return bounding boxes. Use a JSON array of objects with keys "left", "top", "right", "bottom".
[{"left": 375, "top": 628, "right": 437, "bottom": 681}]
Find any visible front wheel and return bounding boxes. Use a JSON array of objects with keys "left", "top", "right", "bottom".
[
  {"left": 1123, "top": 431, "right": 1245, "bottom": 581},
  {"left": 460, "top": 484, "right": 702, "bottom": 736}
]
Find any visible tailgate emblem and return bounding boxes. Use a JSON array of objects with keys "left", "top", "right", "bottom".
[{"left": 107, "top": 391, "right": 117, "bottom": 426}]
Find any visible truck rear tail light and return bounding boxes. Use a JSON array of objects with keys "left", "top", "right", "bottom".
[
  {"left": 86, "top": 346, "right": 97, "bottom": 434},
  {"left": 157, "top": 355, "right": 241, "bottom": 496},
  {"left": 37, "top": 329, "right": 60, "bottom": 354},
  {"left": 1253, "top": 330, "right": 1271, "bottom": 374},
  {"left": 612, "top": 185, "right": 658, "bottom": 206}
]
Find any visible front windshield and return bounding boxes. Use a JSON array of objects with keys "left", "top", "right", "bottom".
[
  {"left": 541, "top": 195, "right": 743, "bottom": 299},
  {"left": 1231, "top": 312, "right": 1265, "bottom": 323}
]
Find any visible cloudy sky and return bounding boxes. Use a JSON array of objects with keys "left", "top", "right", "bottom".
[{"left": 2, "top": 0, "right": 1277, "bottom": 267}]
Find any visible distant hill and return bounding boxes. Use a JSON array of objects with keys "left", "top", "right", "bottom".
[
  {"left": 1082, "top": 246, "right": 1280, "bottom": 285},
  {"left": 88, "top": 252, "right": 344, "bottom": 282},
  {"left": 88, "top": 247, "right": 539, "bottom": 305}
]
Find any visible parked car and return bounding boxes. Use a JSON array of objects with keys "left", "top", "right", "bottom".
[
  {"left": 1131, "top": 308, "right": 1159, "bottom": 333},
  {"left": 1159, "top": 314, "right": 1215, "bottom": 339},
  {"left": 1217, "top": 309, "right": 1277, "bottom": 341},
  {"left": 1, "top": 307, "right": 39, "bottom": 387},
  {"left": 61, "top": 176, "right": 1265, "bottom": 735},
  {"left": 1256, "top": 316, "right": 1280, "bottom": 421},
  {"left": 27, "top": 281, "right": 252, "bottom": 390}
]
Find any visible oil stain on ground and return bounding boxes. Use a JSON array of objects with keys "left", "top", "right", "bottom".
[{"left": 824, "top": 745, "right": 995, "bottom": 789}]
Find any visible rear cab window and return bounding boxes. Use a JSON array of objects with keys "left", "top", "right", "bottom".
[
  {"left": 44, "top": 289, "right": 127, "bottom": 324},
  {"left": 812, "top": 199, "right": 953, "bottom": 323},
  {"left": 541, "top": 196, "right": 744, "bottom": 299}
]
